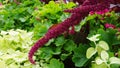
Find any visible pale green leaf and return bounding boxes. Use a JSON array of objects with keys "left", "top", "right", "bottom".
[
  {"left": 110, "top": 57, "right": 120, "bottom": 64},
  {"left": 0, "top": 31, "right": 8, "bottom": 35},
  {"left": 98, "top": 41, "right": 109, "bottom": 50},
  {"left": 95, "top": 57, "right": 103, "bottom": 65},
  {"left": 101, "top": 51, "right": 109, "bottom": 61},
  {"left": 87, "top": 34, "right": 101, "bottom": 42},
  {"left": 8, "top": 63, "right": 19, "bottom": 68},
  {"left": 0, "top": 61, "right": 6, "bottom": 68},
  {"left": 86, "top": 47, "right": 96, "bottom": 59},
  {"left": 96, "top": 46, "right": 103, "bottom": 55},
  {"left": 19, "top": 18, "right": 26, "bottom": 22},
  {"left": 0, "top": 29, "right": 34, "bottom": 68}
]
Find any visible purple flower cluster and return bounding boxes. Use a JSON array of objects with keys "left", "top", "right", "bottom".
[
  {"left": 89, "top": 9, "right": 109, "bottom": 15},
  {"left": 96, "top": 9, "right": 109, "bottom": 15},
  {"left": 104, "top": 23, "right": 116, "bottom": 29}
]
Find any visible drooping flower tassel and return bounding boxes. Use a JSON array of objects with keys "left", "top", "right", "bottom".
[
  {"left": 28, "top": 37, "right": 49, "bottom": 64},
  {"left": 28, "top": 13, "right": 84, "bottom": 64}
]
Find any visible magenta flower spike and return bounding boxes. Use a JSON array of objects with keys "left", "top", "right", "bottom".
[
  {"left": 89, "top": 11, "right": 95, "bottom": 15},
  {"left": 28, "top": 13, "right": 83, "bottom": 64},
  {"left": 96, "top": 9, "right": 109, "bottom": 15}
]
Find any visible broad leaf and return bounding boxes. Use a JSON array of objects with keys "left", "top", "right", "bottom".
[
  {"left": 72, "top": 56, "right": 88, "bottom": 67},
  {"left": 63, "top": 40, "right": 76, "bottom": 52},
  {"left": 60, "top": 52, "right": 72, "bottom": 61},
  {"left": 0, "top": 61, "right": 6, "bottom": 68},
  {"left": 46, "top": 58, "right": 64, "bottom": 68},
  {"left": 101, "top": 51, "right": 109, "bottom": 61},
  {"left": 87, "top": 34, "right": 101, "bottom": 42},
  {"left": 55, "top": 36, "right": 66, "bottom": 46},
  {"left": 95, "top": 57, "right": 103, "bottom": 65},
  {"left": 86, "top": 47, "right": 96, "bottom": 59},
  {"left": 72, "top": 44, "right": 89, "bottom": 67},
  {"left": 91, "top": 63, "right": 108, "bottom": 68},
  {"left": 98, "top": 41, "right": 109, "bottom": 50},
  {"left": 110, "top": 57, "right": 120, "bottom": 64}
]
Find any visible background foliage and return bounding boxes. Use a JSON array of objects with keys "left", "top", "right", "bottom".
[{"left": 0, "top": 0, "right": 120, "bottom": 68}]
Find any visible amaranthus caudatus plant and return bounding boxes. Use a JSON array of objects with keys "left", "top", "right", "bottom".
[{"left": 28, "top": 0, "right": 120, "bottom": 64}]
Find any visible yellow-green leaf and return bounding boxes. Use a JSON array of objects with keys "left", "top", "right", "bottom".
[
  {"left": 0, "top": 61, "right": 6, "bottom": 68},
  {"left": 101, "top": 51, "right": 109, "bottom": 61},
  {"left": 98, "top": 41, "right": 109, "bottom": 50},
  {"left": 110, "top": 57, "right": 120, "bottom": 64},
  {"left": 95, "top": 57, "right": 103, "bottom": 65},
  {"left": 86, "top": 47, "right": 96, "bottom": 59}
]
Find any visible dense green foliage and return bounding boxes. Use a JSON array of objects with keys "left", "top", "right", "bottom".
[
  {"left": 0, "top": 0, "right": 42, "bottom": 30},
  {"left": 0, "top": 0, "right": 120, "bottom": 68}
]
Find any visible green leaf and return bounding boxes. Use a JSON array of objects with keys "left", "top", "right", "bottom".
[
  {"left": 118, "top": 50, "right": 120, "bottom": 58},
  {"left": 86, "top": 14, "right": 97, "bottom": 21},
  {"left": 110, "top": 64, "right": 120, "bottom": 68},
  {"left": 97, "top": 29, "right": 119, "bottom": 46},
  {"left": 33, "top": 23, "right": 49, "bottom": 39},
  {"left": 46, "top": 58, "right": 64, "bottom": 68},
  {"left": 45, "top": 39, "right": 54, "bottom": 46},
  {"left": 101, "top": 51, "right": 109, "bottom": 61},
  {"left": 19, "top": 18, "right": 26, "bottom": 22},
  {"left": 37, "top": 47, "right": 53, "bottom": 61},
  {"left": 98, "top": 41, "right": 109, "bottom": 50},
  {"left": 0, "top": 61, "right": 6, "bottom": 68},
  {"left": 8, "top": 63, "right": 19, "bottom": 68},
  {"left": 64, "top": 2, "right": 76, "bottom": 9},
  {"left": 60, "top": 52, "right": 72, "bottom": 61},
  {"left": 0, "top": 29, "right": 35, "bottom": 67},
  {"left": 91, "top": 62, "right": 108, "bottom": 68},
  {"left": 110, "top": 57, "right": 120, "bottom": 64},
  {"left": 86, "top": 47, "right": 97, "bottom": 59},
  {"left": 52, "top": 46, "right": 62, "bottom": 55},
  {"left": 59, "top": 13, "right": 70, "bottom": 22},
  {"left": 72, "top": 44, "right": 89, "bottom": 67},
  {"left": 55, "top": 36, "right": 66, "bottom": 46},
  {"left": 96, "top": 45, "right": 104, "bottom": 55},
  {"left": 87, "top": 34, "right": 101, "bottom": 42},
  {"left": 63, "top": 40, "right": 76, "bottom": 52},
  {"left": 95, "top": 57, "right": 103, "bottom": 65},
  {"left": 72, "top": 56, "right": 88, "bottom": 67}
]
